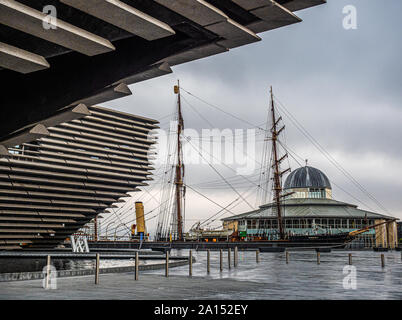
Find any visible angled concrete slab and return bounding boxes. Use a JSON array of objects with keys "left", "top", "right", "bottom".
[
  {"left": 40, "top": 104, "right": 90, "bottom": 128},
  {"left": 160, "top": 43, "right": 228, "bottom": 66},
  {"left": 0, "top": 0, "right": 115, "bottom": 56},
  {"left": 207, "top": 19, "right": 261, "bottom": 48},
  {"left": 0, "top": 145, "right": 10, "bottom": 157},
  {"left": 0, "top": 124, "right": 50, "bottom": 148},
  {"left": 281, "top": 0, "right": 326, "bottom": 12},
  {"left": 231, "top": 0, "right": 273, "bottom": 11},
  {"left": 0, "top": 42, "right": 50, "bottom": 74},
  {"left": 154, "top": 0, "right": 228, "bottom": 26},
  {"left": 248, "top": 1, "right": 302, "bottom": 33},
  {"left": 76, "top": 83, "right": 132, "bottom": 107},
  {"left": 60, "top": 0, "right": 175, "bottom": 41},
  {"left": 116, "top": 62, "right": 172, "bottom": 85}
]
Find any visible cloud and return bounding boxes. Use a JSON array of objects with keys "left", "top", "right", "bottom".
[{"left": 102, "top": 0, "right": 402, "bottom": 233}]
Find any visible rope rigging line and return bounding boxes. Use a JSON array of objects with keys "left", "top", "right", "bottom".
[
  {"left": 273, "top": 94, "right": 390, "bottom": 214},
  {"left": 184, "top": 135, "right": 255, "bottom": 210}
]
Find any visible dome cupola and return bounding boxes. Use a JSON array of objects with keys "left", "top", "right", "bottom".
[{"left": 284, "top": 166, "right": 332, "bottom": 199}]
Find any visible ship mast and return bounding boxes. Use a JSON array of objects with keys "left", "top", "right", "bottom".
[
  {"left": 174, "top": 81, "right": 184, "bottom": 241},
  {"left": 270, "top": 87, "right": 288, "bottom": 240}
]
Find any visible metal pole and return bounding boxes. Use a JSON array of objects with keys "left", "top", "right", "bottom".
[
  {"left": 189, "top": 250, "right": 193, "bottom": 276},
  {"left": 46, "top": 255, "right": 51, "bottom": 289},
  {"left": 95, "top": 253, "right": 100, "bottom": 284},
  {"left": 220, "top": 249, "right": 223, "bottom": 272},
  {"left": 286, "top": 250, "right": 289, "bottom": 264},
  {"left": 256, "top": 250, "right": 260, "bottom": 263},
  {"left": 317, "top": 252, "right": 321, "bottom": 265},
  {"left": 348, "top": 253, "right": 352, "bottom": 265},
  {"left": 165, "top": 251, "right": 169, "bottom": 277},
  {"left": 207, "top": 250, "right": 210, "bottom": 274},
  {"left": 135, "top": 251, "right": 139, "bottom": 280},
  {"left": 228, "top": 248, "right": 231, "bottom": 269},
  {"left": 234, "top": 246, "right": 238, "bottom": 267},
  {"left": 381, "top": 254, "right": 385, "bottom": 268}
]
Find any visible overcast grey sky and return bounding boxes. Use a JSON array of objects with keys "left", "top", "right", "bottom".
[{"left": 102, "top": 0, "right": 402, "bottom": 234}]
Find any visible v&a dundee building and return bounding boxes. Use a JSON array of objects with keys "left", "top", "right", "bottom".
[{"left": 222, "top": 166, "right": 399, "bottom": 249}]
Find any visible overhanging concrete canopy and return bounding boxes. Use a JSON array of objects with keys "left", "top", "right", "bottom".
[{"left": 0, "top": 0, "right": 326, "bottom": 140}]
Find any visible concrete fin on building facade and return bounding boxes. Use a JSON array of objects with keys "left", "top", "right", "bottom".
[
  {"left": 1, "top": 124, "right": 50, "bottom": 148},
  {"left": 116, "top": 62, "right": 173, "bottom": 85},
  {"left": 154, "top": 0, "right": 229, "bottom": 26},
  {"left": 280, "top": 0, "right": 326, "bottom": 12},
  {"left": 233, "top": 0, "right": 302, "bottom": 33},
  {"left": 75, "top": 83, "right": 132, "bottom": 107},
  {"left": 160, "top": 43, "right": 228, "bottom": 66},
  {"left": 0, "top": 0, "right": 115, "bottom": 56},
  {"left": 0, "top": 41, "right": 50, "bottom": 74},
  {"left": 60, "top": 0, "right": 175, "bottom": 41}
]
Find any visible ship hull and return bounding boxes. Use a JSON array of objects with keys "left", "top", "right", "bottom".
[{"left": 259, "top": 233, "right": 352, "bottom": 251}]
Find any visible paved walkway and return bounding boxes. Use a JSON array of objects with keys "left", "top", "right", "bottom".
[{"left": 0, "top": 273, "right": 264, "bottom": 300}]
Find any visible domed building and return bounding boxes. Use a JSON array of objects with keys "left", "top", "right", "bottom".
[{"left": 222, "top": 165, "right": 398, "bottom": 249}]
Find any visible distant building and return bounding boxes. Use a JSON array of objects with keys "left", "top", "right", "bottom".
[{"left": 222, "top": 166, "right": 398, "bottom": 249}]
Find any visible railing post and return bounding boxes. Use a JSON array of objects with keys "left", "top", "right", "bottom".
[
  {"left": 189, "top": 250, "right": 193, "bottom": 276},
  {"left": 381, "top": 254, "right": 385, "bottom": 268},
  {"left": 256, "top": 250, "right": 260, "bottom": 263},
  {"left": 348, "top": 253, "right": 352, "bottom": 265},
  {"left": 228, "top": 248, "right": 231, "bottom": 269},
  {"left": 207, "top": 250, "right": 210, "bottom": 274},
  {"left": 286, "top": 250, "right": 289, "bottom": 264},
  {"left": 95, "top": 253, "right": 100, "bottom": 284},
  {"left": 135, "top": 251, "right": 139, "bottom": 280},
  {"left": 46, "top": 255, "right": 51, "bottom": 289},
  {"left": 317, "top": 252, "right": 321, "bottom": 265},
  {"left": 165, "top": 251, "right": 169, "bottom": 277},
  {"left": 234, "top": 246, "right": 238, "bottom": 267},
  {"left": 220, "top": 249, "right": 223, "bottom": 272}
]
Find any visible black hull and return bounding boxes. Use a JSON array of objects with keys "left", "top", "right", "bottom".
[{"left": 259, "top": 233, "right": 352, "bottom": 251}]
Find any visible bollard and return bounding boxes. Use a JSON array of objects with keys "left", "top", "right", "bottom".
[
  {"left": 165, "top": 251, "right": 169, "bottom": 277},
  {"left": 256, "top": 250, "right": 260, "bottom": 263},
  {"left": 220, "top": 249, "right": 223, "bottom": 272},
  {"left": 286, "top": 251, "right": 289, "bottom": 264},
  {"left": 45, "top": 255, "right": 51, "bottom": 289},
  {"left": 234, "top": 246, "right": 238, "bottom": 267},
  {"left": 95, "top": 253, "right": 100, "bottom": 284},
  {"left": 228, "top": 248, "right": 231, "bottom": 269},
  {"left": 207, "top": 250, "right": 210, "bottom": 274},
  {"left": 381, "top": 254, "right": 385, "bottom": 268},
  {"left": 189, "top": 250, "right": 193, "bottom": 276},
  {"left": 317, "top": 252, "right": 321, "bottom": 265},
  {"left": 348, "top": 253, "right": 352, "bottom": 265}
]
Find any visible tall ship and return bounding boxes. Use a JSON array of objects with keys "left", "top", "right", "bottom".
[{"left": 154, "top": 83, "right": 397, "bottom": 250}]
